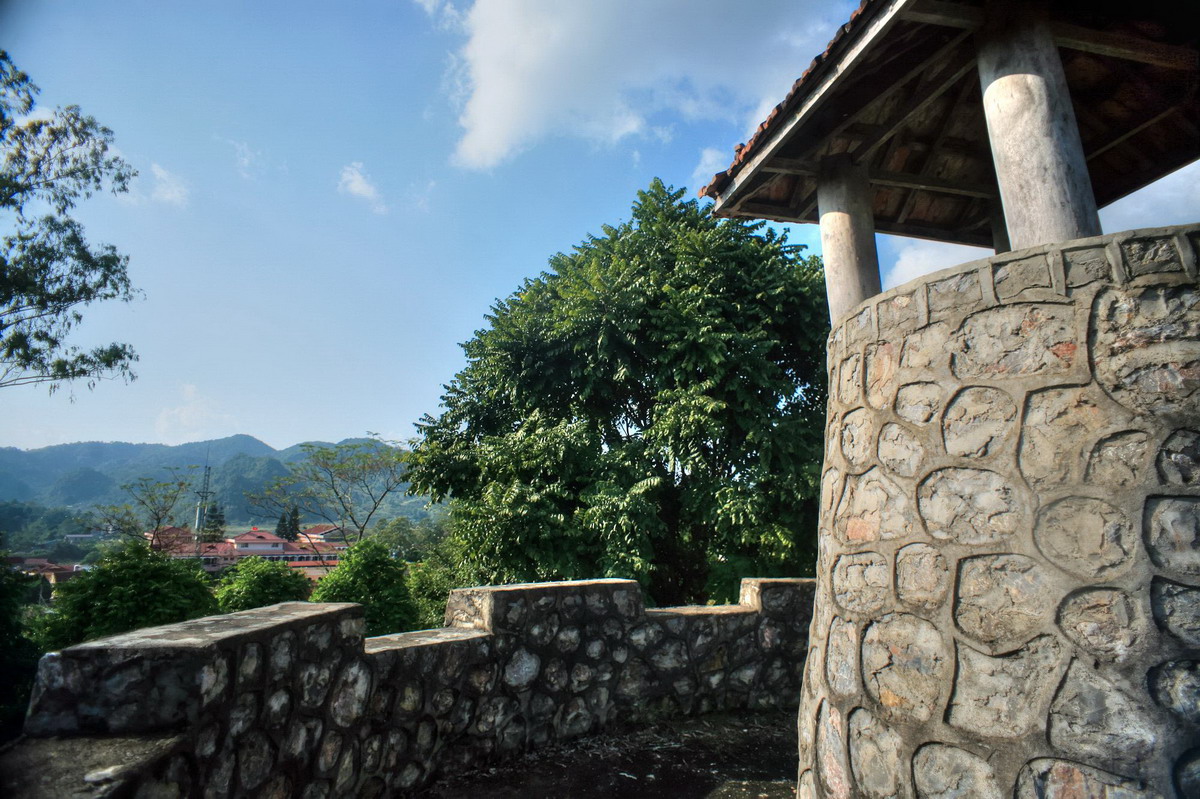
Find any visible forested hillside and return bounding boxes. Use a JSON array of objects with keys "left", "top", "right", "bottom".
[{"left": 0, "top": 435, "right": 429, "bottom": 525}]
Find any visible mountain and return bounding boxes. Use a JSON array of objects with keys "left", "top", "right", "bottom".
[{"left": 0, "top": 435, "right": 424, "bottom": 524}]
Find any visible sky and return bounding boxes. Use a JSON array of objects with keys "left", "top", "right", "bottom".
[{"left": 2, "top": 0, "right": 1197, "bottom": 452}]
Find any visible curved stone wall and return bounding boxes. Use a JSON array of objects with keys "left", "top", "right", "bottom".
[{"left": 798, "top": 224, "right": 1200, "bottom": 798}]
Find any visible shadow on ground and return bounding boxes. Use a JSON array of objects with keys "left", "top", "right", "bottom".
[{"left": 420, "top": 710, "right": 798, "bottom": 798}]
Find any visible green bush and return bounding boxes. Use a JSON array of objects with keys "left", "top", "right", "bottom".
[
  {"left": 310, "top": 539, "right": 415, "bottom": 635},
  {"left": 37, "top": 542, "right": 217, "bottom": 651},
  {"left": 215, "top": 556, "right": 310, "bottom": 613}
]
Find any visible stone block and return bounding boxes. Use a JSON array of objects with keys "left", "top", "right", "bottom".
[
  {"left": 894, "top": 543, "right": 948, "bottom": 610},
  {"left": 1035, "top": 496, "right": 1135, "bottom": 580},
  {"left": 894, "top": 381, "right": 942, "bottom": 425},
  {"left": 847, "top": 708, "right": 902, "bottom": 799},
  {"left": 942, "top": 385, "right": 1017, "bottom": 459},
  {"left": 1049, "top": 660, "right": 1158, "bottom": 772},
  {"left": 861, "top": 613, "right": 949, "bottom": 723},
  {"left": 836, "top": 468, "right": 914, "bottom": 545},
  {"left": 1085, "top": 429, "right": 1150, "bottom": 487},
  {"left": 864, "top": 341, "right": 898, "bottom": 409},
  {"left": 918, "top": 467, "right": 1027, "bottom": 545},
  {"left": 994, "top": 254, "right": 1051, "bottom": 300},
  {"left": 1144, "top": 496, "right": 1200, "bottom": 576},
  {"left": 1061, "top": 590, "right": 1146, "bottom": 667},
  {"left": 877, "top": 422, "right": 923, "bottom": 478},
  {"left": 1092, "top": 284, "right": 1200, "bottom": 418},
  {"left": 955, "top": 555, "right": 1055, "bottom": 651},
  {"left": 1150, "top": 660, "right": 1200, "bottom": 723},
  {"left": 1014, "top": 759, "right": 1147, "bottom": 799},
  {"left": 912, "top": 743, "right": 1002, "bottom": 799},
  {"left": 952, "top": 303, "right": 1077, "bottom": 380},
  {"left": 1063, "top": 246, "right": 1112, "bottom": 288},
  {"left": 1158, "top": 429, "right": 1200, "bottom": 485},
  {"left": 832, "top": 552, "right": 889, "bottom": 615},
  {"left": 1151, "top": 577, "right": 1200, "bottom": 646},
  {"left": 947, "top": 636, "right": 1065, "bottom": 738}
]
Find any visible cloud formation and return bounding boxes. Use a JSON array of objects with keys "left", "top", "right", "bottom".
[
  {"left": 420, "top": 0, "right": 845, "bottom": 169},
  {"left": 338, "top": 162, "right": 388, "bottom": 214},
  {"left": 150, "top": 163, "right": 188, "bottom": 206},
  {"left": 155, "top": 383, "right": 235, "bottom": 444}
]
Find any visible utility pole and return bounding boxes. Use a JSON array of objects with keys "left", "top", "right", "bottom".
[{"left": 193, "top": 464, "right": 213, "bottom": 559}]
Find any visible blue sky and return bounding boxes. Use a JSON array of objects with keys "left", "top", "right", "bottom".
[{"left": 3, "top": 0, "right": 1197, "bottom": 451}]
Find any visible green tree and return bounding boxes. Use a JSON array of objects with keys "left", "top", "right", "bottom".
[
  {"left": 370, "top": 514, "right": 447, "bottom": 562},
  {"left": 0, "top": 560, "right": 41, "bottom": 741},
  {"left": 1, "top": 51, "right": 138, "bottom": 391},
  {"left": 407, "top": 180, "right": 828, "bottom": 605},
  {"left": 251, "top": 437, "right": 408, "bottom": 543},
  {"left": 96, "top": 471, "right": 193, "bottom": 547},
  {"left": 200, "top": 503, "right": 226, "bottom": 542},
  {"left": 309, "top": 539, "right": 415, "bottom": 635},
  {"left": 36, "top": 541, "right": 217, "bottom": 651},
  {"left": 274, "top": 510, "right": 290, "bottom": 540},
  {"left": 215, "top": 556, "right": 310, "bottom": 613}
]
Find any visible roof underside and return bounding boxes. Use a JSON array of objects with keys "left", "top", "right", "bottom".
[{"left": 702, "top": 0, "right": 1200, "bottom": 248}]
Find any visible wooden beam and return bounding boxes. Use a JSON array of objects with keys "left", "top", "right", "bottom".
[
  {"left": 852, "top": 53, "right": 977, "bottom": 163},
  {"left": 712, "top": 0, "right": 920, "bottom": 214},
  {"left": 1052, "top": 22, "right": 1198, "bottom": 72},
  {"left": 763, "top": 158, "right": 996, "bottom": 199},
  {"left": 901, "top": 1, "right": 1199, "bottom": 71}
]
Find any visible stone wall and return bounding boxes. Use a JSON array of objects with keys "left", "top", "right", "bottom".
[
  {"left": 799, "top": 224, "right": 1200, "bottom": 797},
  {"left": 2, "top": 576, "right": 814, "bottom": 797}
]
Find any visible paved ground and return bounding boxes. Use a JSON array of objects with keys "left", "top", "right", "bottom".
[{"left": 421, "top": 710, "right": 798, "bottom": 798}]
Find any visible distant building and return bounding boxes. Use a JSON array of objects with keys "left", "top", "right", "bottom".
[{"left": 149, "top": 526, "right": 342, "bottom": 577}]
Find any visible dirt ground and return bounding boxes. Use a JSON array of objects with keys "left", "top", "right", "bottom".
[{"left": 420, "top": 710, "right": 799, "bottom": 799}]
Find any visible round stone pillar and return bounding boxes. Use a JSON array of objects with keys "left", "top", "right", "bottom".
[
  {"left": 797, "top": 225, "right": 1200, "bottom": 797},
  {"left": 977, "top": 5, "right": 1101, "bottom": 251},
  {"left": 818, "top": 154, "right": 882, "bottom": 323}
]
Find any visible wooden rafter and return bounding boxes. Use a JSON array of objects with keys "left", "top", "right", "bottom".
[{"left": 900, "top": 0, "right": 1199, "bottom": 71}]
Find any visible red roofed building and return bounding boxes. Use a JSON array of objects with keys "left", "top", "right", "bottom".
[{"left": 151, "top": 527, "right": 342, "bottom": 575}]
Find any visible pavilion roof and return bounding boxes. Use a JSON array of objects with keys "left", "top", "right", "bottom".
[{"left": 700, "top": 0, "right": 1199, "bottom": 248}]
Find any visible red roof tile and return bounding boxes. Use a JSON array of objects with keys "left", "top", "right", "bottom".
[{"left": 699, "top": 0, "right": 876, "bottom": 200}]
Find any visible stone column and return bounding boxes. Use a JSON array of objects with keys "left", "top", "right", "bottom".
[
  {"left": 977, "top": 3, "right": 1101, "bottom": 251},
  {"left": 818, "top": 154, "right": 882, "bottom": 322}
]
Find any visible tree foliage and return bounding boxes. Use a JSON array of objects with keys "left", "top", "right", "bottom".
[
  {"left": 251, "top": 438, "right": 408, "bottom": 542},
  {"left": 96, "top": 470, "right": 193, "bottom": 546},
  {"left": 309, "top": 539, "right": 415, "bottom": 635},
  {"left": 36, "top": 541, "right": 217, "bottom": 651},
  {"left": 407, "top": 180, "right": 828, "bottom": 605},
  {"left": 0, "top": 560, "right": 41, "bottom": 741},
  {"left": 1, "top": 50, "right": 138, "bottom": 391},
  {"left": 215, "top": 556, "right": 310, "bottom": 613},
  {"left": 200, "top": 503, "right": 226, "bottom": 542}
]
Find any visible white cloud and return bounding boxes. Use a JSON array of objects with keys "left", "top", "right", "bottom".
[
  {"left": 337, "top": 162, "right": 388, "bottom": 214},
  {"left": 1099, "top": 161, "right": 1200, "bottom": 233},
  {"left": 407, "top": 179, "right": 438, "bottom": 212},
  {"left": 150, "top": 163, "right": 188, "bottom": 206},
  {"left": 155, "top": 384, "right": 235, "bottom": 444},
  {"left": 880, "top": 238, "right": 991, "bottom": 291},
  {"left": 690, "top": 147, "right": 728, "bottom": 195},
  {"left": 218, "top": 137, "right": 264, "bottom": 179},
  {"left": 419, "top": 0, "right": 848, "bottom": 169}
]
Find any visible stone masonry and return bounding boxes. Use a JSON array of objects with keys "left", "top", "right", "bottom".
[
  {"left": 799, "top": 224, "right": 1200, "bottom": 798},
  {"left": 2, "top": 576, "right": 814, "bottom": 797}
]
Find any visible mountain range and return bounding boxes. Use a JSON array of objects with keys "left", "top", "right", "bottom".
[{"left": 0, "top": 435, "right": 429, "bottom": 524}]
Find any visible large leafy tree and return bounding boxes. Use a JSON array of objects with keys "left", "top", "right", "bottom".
[
  {"left": 215, "top": 556, "right": 310, "bottom": 613},
  {"left": 407, "top": 180, "right": 828, "bottom": 605},
  {"left": 309, "top": 539, "right": 415, "bottom": 635},
  {"left": 36, "top": 542, "right": 217, "bottom": 651},
  {"left": 1, "top": 51, "right": 138, "bottom": 391}
]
